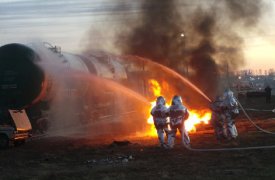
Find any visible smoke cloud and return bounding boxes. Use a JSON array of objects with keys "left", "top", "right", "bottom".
[
  {"left": 95, "top": 0, "right": 267, "bottom": 99},
  {"left": 33, "top": 43, "right": 150, "bottom": 137},
  {"left": 116, "top": 0, "right": 185, "bottom": 69}
]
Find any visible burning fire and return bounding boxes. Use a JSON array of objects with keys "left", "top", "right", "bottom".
[
  {"left": 146, "top": 79, "right": 211, "bottom": 136},
  {"left": 184, "top": 110, "right": 211, "bottom": 132},
  {"left": 145, "top": 79, "right": 163, "bottom": 136},
  {"left": 147, "top": 79, "right": 162, "bottom": 125}
]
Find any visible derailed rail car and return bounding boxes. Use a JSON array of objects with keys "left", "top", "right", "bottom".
[{"left": 0, "top": 43, "right": 148, "bottom": 133}]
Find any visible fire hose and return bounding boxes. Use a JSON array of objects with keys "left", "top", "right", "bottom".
[
  {"left": 237, "top": 100, "right": 275, "bottom": 135},
  {"left": 243, "top": 108, "right": 275, "bottom": 112},
  {"left": 183, "top": 101, "right": 275, "bottom": 151},
  {"left": 183, "top": 142, "right": 275, "bottom": 151}
]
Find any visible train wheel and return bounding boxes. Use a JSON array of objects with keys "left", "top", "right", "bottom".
[
  {"left": 0, "top": 134, "right": 9, "bottom": 149},
  {"left": 14, "top": 140, "right": 25, "bottom": 147}
]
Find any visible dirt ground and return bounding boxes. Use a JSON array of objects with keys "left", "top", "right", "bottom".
[{"left": 1, "top": 96, "right": 275, "bottom": 180}]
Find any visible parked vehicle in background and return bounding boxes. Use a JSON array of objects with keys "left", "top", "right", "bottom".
[{"left": 0, "top": 109, "right": 32, "bottom": 149}]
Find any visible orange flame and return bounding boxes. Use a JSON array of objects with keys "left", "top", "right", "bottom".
[
  {"left": 148, "top": 79, "right": 162, "bottom": 97},
  {"left": 146, "top": 79, "right": 163, "bottom": 136},
  {"left": 184, "top": 110, "right": 212, "bottom": 133},
  {"left": 146, "top": 79, "right": 211, "bottom": 136}
]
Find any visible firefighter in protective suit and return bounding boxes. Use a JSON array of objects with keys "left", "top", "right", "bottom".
[
  {"left": 167, "top": 95, "right": 190, "bottom": 148},
  {"left": 221, "top": 89, "right": 239, "bottom": 140},
  {"left": 210, "top": 96, "right": 225, "bottom": 141},
  {"left": 150, "top": 96, "right": 169, "bottom": 148}
]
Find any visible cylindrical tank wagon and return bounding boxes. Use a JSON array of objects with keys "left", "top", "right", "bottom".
[{"left": 0, "top": 42, "right": 143, "bottom": 133}]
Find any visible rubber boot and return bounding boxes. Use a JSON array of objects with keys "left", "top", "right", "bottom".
[
  {"left": 167, "top": 133, "right": 175, "bottom": 149},
  {"left": 157, "top": 129, "right": 166, "bottom": 148}
]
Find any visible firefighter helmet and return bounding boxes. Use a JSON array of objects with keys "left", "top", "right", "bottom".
[
  {"left": 156, "top": 96, "right": 166, "bottom": 106},
  {"left": 171, "top": 95, "right": 182, "bottom": 105}
]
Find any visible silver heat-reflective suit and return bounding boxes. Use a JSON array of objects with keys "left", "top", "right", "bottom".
[
  {"left": 220, "top": 89, "right": 239, "bottom": 140},
  {"left": 210, "top": 96, "right": 224, "bottom": 140},
  {"left": 167, "top": 95, "right": 190, "bottom": 148},
  {"left": 150, "top": 96, "right": 169, "bottom": 147}
]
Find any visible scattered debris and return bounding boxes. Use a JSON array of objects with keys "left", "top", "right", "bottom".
[
  {"left": 109, "top": 140, "right": 131, "bottom": 148},
  {"left": 85, "top": 154, "right": 134, "bottom": 167},
  {"left": 224, "top": 169, "right": 245, "bottom": 175},
  {"left": 122, "top": 158, "right": 128, "bottom": 163},
  {"left": 128, "top": 155, "right": 134, "bottom": 160},
  {"left": 40, "top": 153, "right": 58, "bottom": 162}
]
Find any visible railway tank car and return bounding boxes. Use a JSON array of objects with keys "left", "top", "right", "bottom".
[
  {"left": 0, "top": 42, "right": 145, "bottom": 133},
  {"left": 0, "top": 43, "right": 45, "bottom": 109}
]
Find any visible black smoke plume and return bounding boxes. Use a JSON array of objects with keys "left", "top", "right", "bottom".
[
  {"left": 112, "top": 0, "right": 267, "bottom": 99},
  {"left": 116, "top": 0, "right": 185, "bottom": 69}
]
